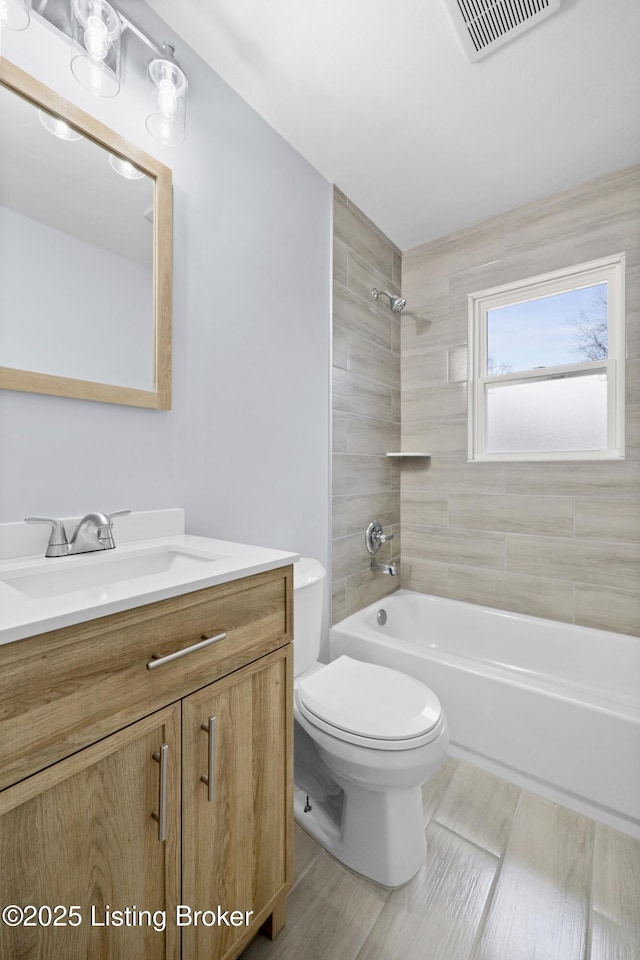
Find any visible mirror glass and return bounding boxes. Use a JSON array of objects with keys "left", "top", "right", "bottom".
[{"left": 0, "top": 61, "right": 172, "bottom": 408}]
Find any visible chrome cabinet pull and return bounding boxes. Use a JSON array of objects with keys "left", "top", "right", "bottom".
[
  {"left": 200, "top": 716, "right": 216, "bottom": 802},
  {"left": 147, "top": 631, "right": 226, "bottom": 670},
  {"left": 151, "top": 743, "right": 168, "bottom": 841}
]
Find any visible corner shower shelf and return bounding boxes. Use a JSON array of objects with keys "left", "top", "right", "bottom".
[{"left": 385, "top": 452, "right": 431, "bottom": 458}]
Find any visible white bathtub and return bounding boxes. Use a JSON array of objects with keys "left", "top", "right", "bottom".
[{"left": 330, "top": 590, "right": 640, "bottom": 837}]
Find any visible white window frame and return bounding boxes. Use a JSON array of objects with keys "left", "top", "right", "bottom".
[{"left": 467, "top": 254, "right": 626, "bottom": 462}]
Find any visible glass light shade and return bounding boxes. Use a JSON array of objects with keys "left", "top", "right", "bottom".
[
  {"left": 109, "top": 154, "right": 145, "bottom": 180},
  {"left": 38, "top": 109, "right": 83, "bottom": 141},
  {"left": 70, "top": 0, "right": 121, "bottom": 98},
  {"left": 0, "top": 0, "right": 31, "bottom": 31},
  {"left": 146, "top": 55, "right": 188, "bottom": 145}
]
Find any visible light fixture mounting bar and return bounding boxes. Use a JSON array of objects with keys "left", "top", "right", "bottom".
[{"left": 117, "top": 10, "right": 167, "bottom": 58}]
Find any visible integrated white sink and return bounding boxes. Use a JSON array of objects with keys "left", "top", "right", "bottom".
[{"left": 0, "top": 546, "right": 227, "bottom": 599}]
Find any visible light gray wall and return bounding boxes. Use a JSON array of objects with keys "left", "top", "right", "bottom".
[{"left": 0, "top": 0, "right": 332, "bottom": 570}]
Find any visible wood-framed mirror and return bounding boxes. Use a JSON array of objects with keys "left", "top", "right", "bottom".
[{"left": 0, "top": 59, "right": 172, "bottom": 409}]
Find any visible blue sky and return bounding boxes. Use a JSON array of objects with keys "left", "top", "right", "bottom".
[{"left": 487, "top": 282, "right": 607, "bottom": 373}]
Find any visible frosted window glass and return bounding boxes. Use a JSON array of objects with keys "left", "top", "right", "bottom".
[{"left": 485, "top": 373, "right": 607, "bottom": 453}]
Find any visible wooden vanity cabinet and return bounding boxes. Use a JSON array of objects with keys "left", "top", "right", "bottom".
[{"left": 0, "top": 565, "right": 294, "bottom": 960}]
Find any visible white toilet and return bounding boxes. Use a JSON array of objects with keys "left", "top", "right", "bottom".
[{"left": 293, "top": 558, "right": 449, "bottom": 887}]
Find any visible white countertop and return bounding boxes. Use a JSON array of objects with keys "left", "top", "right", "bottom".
[{"left": 0, "top": 534, "right": 298, "bottom": 646}]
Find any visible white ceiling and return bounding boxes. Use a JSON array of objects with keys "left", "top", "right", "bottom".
[{"left": 145, "top": 0, "right": 640, "bottom": 251}]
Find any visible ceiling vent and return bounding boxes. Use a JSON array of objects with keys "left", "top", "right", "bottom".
[{"left": 444, "top": 0, "right": 562, "bottom": 62}]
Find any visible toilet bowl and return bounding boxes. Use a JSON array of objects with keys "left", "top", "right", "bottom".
[{"left": 293, "top": 558, "right": 449, "bottom": 887}]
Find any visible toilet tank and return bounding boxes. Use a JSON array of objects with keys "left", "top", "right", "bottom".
[{"left": 293, "top": 558, "right": 326, "bottom": 677}]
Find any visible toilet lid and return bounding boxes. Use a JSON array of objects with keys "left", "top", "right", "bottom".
[{"left": 296, "top": 655, "right": 442, "bottom": 741}]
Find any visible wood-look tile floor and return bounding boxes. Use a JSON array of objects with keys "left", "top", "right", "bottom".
[{"left": 241, "top": 758, "right": 640, "bottom": 960}]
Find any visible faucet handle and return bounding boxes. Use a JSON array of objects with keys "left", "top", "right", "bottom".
[
  {"left": 24, "top": 516, "right": 70, "bottom": 557},
  {"left": 106, "top": 509, "right": 132, "bottom": 522}
]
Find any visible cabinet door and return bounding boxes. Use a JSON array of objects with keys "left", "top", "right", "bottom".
[
  {"left": 182, "top": 645, "right": 293, "bottom": 960},
  {"left": 0, "top": 705, "right": 180, "bottom": 960}
]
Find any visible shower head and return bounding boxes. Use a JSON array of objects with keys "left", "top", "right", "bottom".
[{"left": 371, "top": 288, "right": 407, "bottom": 313}]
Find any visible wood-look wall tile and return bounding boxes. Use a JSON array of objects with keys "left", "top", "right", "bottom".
[
  {"left": 592, "top": 824, "right": 640, "bottom": 930},
  {"left": 505, "top": 460, "right": 640, "bottom": 498},
  {"left": 333, "top": 532, "right": 374, "bottom": 581},
  {"left": 345, "top": 417, "right": 400, "bottom": 456},
  {"left": 348, "top": 334, "right": 400, "bottom": 391},
  {"left": 447, "top": 239, "right": 578, "bottom": 311},
  {"left": 402, "top": 490, "right": 449, "bottom": 527},
  {"left": 333, "top": 412, "right": 348, "bottom": 453},
  {"left": 626, "top": 356, "right": 640, "bottom": 404},
  {"left": 402, "top": 419, "right": 467, "bottom": 455},
  {"left": 334, "top": 191, "right": 395, "bottom": 282},
  {"left": 333, "top": 453, "right": 391, "bottom": 497},
  {"left": 472, "top": 792, "right": 593, "bottom": 960},
  {"left": 400, "top": 556, "right": 449, "bottom": 596},
  {"left": 391, "top": 316, "right": 401, "bottom": 356},
  {"left": 404, "top": 221, "right": 505, "bottom": 281},
  {"left": 346, "top": 492, "right": 400, "bottom": 535},
  {"left": 334, "top": 285, "right": 391, "bottom": 350},
  {"left": 346, "top": 248, "right": 400, "bottom": 303},
  {"left": 447, "top": 344, "right": 468, "bottom": 382},
  {"left": 507, "top": 534, "right": 640, "bottom": 591},
  {"left": 332, "top": 496, "right": 347, "bottom": 538},
  {"left": 403, "top": 382, "right": 467, "bottom": 422},
  {"left": 503, "top": 168, "right": 640, "bottom": 255},
  {"left": 574, "top": 584, "right": 640, "bottom": 637},
  {"left": 331, "top": 578, "right": 346, "bottom": 625},
  {"left": 333, "top": 324, "right": 349, "bottom": 369},
  {"left": 574, "top": 497, "right": 640, "bottom": 541},
  {"left": 433, "top": 763, "right": 520, "bottom": 857},
  {"left": 449, "top": 494, "right": 574, "bottom": 537},
  {"left": 344, "top": 568, "right": 400, "bottom": 618},
  {"left": 401, "top": 309, "right": 468, "bottom": 354},
  {"left": 628, "top": 324, "right": 640, "bottom": 375},
  {"left": 357, "top": 823, "right": 498, "bottom": 960},
  {"left": 578, "top": 214, "right": 640, "bottom": 268},
  {"left": 402, "top": 350, "right": 449, "bottom": 389},
  {"left": 447, "top": 566, "right": 575, "bottom": 623},
  {"left": 392, "top": 249, "right": 402, "bottom": 288},
  {"left": 400, "top": 282, "right": 450, "bottom": 322},
  {"left": 401, "top": 457, "right": 506, "bottom": 495},
  {"left": 333, "top": 368, "right": 393, "bottom": 420},
  {"left": 403, "top": 525, "right": 505, "bottom": 570},
  {"left": 391, "top": 388, "right": 401, "bottom": 424},
  {"left": 333, "top": 238, "right": 348, "bottom": 287}
]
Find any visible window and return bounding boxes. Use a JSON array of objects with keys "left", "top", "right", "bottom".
[{"left": 467, "top": 254, "right": 626, "bottom": 462}]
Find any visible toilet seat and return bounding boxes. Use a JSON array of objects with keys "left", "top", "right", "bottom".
[{"left": 295, "top": 655, "right": 443, "bottom": 751}]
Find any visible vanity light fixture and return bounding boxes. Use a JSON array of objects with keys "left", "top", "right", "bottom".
[
  {"left": 38, "top": 108, "right": 84, "bottom": 141},
  {"left": 70, "top": 0, "right": 122, "bottom": 98},
  {"left": 146, "top": 45, "right": 188, "bottom": 146},
  {"left": 10, "top": 0, "right": 189, "bottom": 144},
  {"left": 0, "top": 0, "right": 31, "bottom": 31}
]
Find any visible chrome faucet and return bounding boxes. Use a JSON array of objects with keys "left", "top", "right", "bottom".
[
  {"left": 25, "top": 510, "right": 131, "bottom": 557},
  {"left": 371, "top": 560, "right": 398, "bottom": 576}
]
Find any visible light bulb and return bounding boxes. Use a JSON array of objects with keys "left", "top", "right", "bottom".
[
  {"left": 84, "top": 15, "right": 109, "bottom": 60},
  {"left": 156, "top": 78, "right": 178, "bottom": 117}
]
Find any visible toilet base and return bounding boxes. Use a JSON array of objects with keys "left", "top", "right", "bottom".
[{"left": 293, "top": 779, "right": 427, "bottom": 888}]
